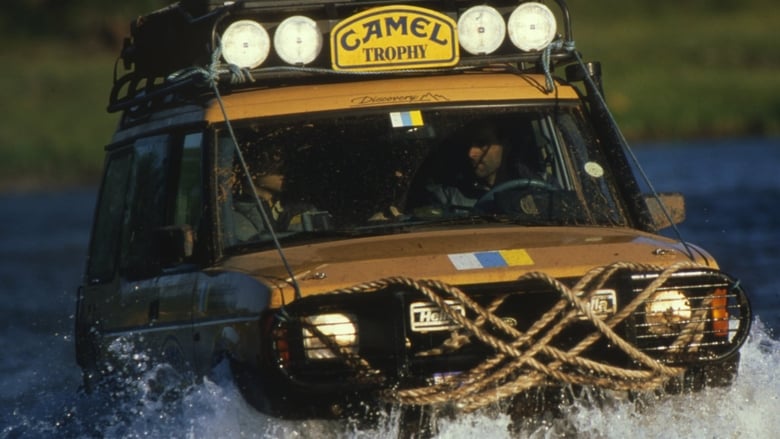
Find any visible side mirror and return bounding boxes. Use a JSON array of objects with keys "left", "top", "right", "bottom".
[
  {"left": 643, "top": 193, "right": 685, "bottom": 230},
  {"left": 156, "top": 225, "right": 194, "bottom": 267}
]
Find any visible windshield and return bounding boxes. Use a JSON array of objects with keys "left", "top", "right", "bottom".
[{"left": 216, "top": 105, "right": 627, "bottom": 249}]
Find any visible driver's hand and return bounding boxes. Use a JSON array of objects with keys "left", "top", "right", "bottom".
[{"left": 368, "top": 205, "right": 403, "bottom": 221}]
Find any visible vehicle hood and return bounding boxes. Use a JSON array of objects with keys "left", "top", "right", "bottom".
[{"left": 217, "top": 226, "right": 715, "bottom": 306}]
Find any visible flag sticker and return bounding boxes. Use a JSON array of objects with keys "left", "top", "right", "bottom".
[
  {"left": 448, "top": 249, "right": 534, "bottom": 270},
  {"left": 474, "top": 251, "right": 506, "bottom": 268},
  {"left": 499, "top": 249, "right": 535, "bottom": 266},
  {"left": 390, "top": 110, "right": 424, "bottom": 127},
  {"left": 448, "top": 253, "right": 482, "bottom": 271}
]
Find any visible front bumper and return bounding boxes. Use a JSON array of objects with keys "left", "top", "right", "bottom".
[{"left": 241, "top": 264, "right": 751, "bottom": 417}]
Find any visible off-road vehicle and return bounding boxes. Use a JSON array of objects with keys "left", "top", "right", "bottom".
[{"left": 75, "top": 0, "right": 751, "bottom": 421}]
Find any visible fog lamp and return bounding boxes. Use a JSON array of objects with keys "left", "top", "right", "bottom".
[
  {"left": 302, "top": 313, "right": 358, "bottom": 359},
  {"left": 644, "top": 290, "right": 692, "bottom": 335},
  {"left": 507, "top": 2, "right": 557, "bottom": 51},
  {"left": 457, "top": 6, "right": 506, "bottom": 55},
  {"left": 221, "top": 20, "right": 271, "bottom": 69},
  {"left": 273, "top": 15, "right": 323, "bottom": 65}
]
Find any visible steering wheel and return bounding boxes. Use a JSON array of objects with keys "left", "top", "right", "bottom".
[{"left": 474, "top": 178, "right": 558, "bottom": 213}]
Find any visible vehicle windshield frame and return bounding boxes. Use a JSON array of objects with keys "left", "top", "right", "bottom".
[{"left": 214, "top": 101, "right": 629, "bottom": 252}]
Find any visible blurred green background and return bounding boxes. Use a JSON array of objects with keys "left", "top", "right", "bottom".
[{"left": 1, "top": 0, "right": 778, "bottom": 191}]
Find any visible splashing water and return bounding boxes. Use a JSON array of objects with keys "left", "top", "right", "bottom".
[
  {"left": 557, "top": 322, "right": 779, "bottom": 438},
  {"left": 3, "top": 320, "right": 777, "bottom": 438}
]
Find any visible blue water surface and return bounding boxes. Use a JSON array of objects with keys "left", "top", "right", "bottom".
[{"left": 1, "top": 138, "right": 778, "bottom": 437}]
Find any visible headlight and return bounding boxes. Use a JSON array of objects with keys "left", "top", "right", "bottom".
[
  {"left": 644, "top": 290, "right": 692, "bottom": 335},
  {"left": 507, "top": 2, "right": 557, "bottom": 51},
  {"left": 273, "top": 15, "right": 323, "bottom": 65},
  {"left": 221, "top": 19, "right": 271, "bottom": 69},
  {"left": 457, "top": 5, "right": 506, "bottom": 55},
  {"left": 302, "top": 313, "right": 358, "bottom": 359}
]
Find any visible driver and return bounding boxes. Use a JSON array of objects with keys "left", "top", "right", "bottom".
[
  {"left": 421, "top": 119, "right": 537, "bottom": 214},
  {"left": 232, "top": 145, "right": 318, "bottom": 240}
]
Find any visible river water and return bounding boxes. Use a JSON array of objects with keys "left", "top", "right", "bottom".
[{"left": 1, "top": 138, "right": 779, "bottom": 438}]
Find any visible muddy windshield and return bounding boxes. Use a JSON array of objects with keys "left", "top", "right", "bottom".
[{"left": 216, "top": 105, "right": 628, "bottom": 249}]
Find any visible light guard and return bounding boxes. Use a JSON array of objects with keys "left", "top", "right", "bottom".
[{"left": 644, "top": 290, "right": 692, "bottom": 335}]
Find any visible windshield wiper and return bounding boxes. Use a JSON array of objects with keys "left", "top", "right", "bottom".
[
  {"left": 406, "top": 213, "right": 512, "bottom": 228},
  {"left": 297, "top": 215, "right": 505, "bottom": 237}
]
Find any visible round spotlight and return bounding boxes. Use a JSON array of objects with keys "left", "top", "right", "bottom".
[
  {"left": 507, "top": 2, "right": 557, "bottom": 52},
  {"left": 457, "top": 6, "right": 506, "bottom": 55},
  {"left": 221, "top": 20, "right": 271, "bottom": 69},
  {"left": 302, "top": 313, "right": 358, "bottom": 360},
  {"left": 274, "top": 15, "right": 323, "bottom": 65},
  {"left": 645, "top": 290, "right": 692, "bottom": 335}
]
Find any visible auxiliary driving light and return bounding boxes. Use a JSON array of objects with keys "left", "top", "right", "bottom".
[
  {"left": 220, "top": 20, "right": 271, "bottom": 69},
  {"left": 302, "top": 313, "right": 358, "bottom": 360},
  {"left": 274, "top": 15, "right": 323, "bottom": 65},
  {"left": 644, "top": 290, "right": 692, "bottom": 335},
  {"left": 507, "top": 2, "right": 558, "bottom": 51},
  {"left": 457, "top": 5, "right": 506, "bottom": 55}
]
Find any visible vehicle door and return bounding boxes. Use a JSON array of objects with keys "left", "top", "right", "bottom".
[{"left": 77, "top": 132, "right": 205, "bottom": 376}]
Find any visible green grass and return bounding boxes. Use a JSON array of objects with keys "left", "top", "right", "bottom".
[
  {"left": 0, "top": 42, "right": 117, "bottom": 190},
  {"left": 1, "top": 1, "right": 778, "bottom": 190},
  {"left": 571, "top": 1, "right": 780, "bottom": 139}
]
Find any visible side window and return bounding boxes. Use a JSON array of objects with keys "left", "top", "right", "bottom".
[
  {"left": 88, "top": 132, "right": 204, "bottom": 282},
  {"left": 86, "top": 148, "right": 133, "bottom": 283},
  {"left": 173, "top": 133, "right": 203, "bottom": 231},
  {"left": 119, "top": 135, "right": 171, "bottom": 279},
  {"left": 557, "top": 111, "right": 626, "bottom": 225}
]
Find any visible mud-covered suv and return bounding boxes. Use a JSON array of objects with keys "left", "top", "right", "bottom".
[{"left": 76, "top": 0, "right": 751, "bottom": 420}]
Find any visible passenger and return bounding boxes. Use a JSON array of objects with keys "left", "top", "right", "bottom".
[{"left": 421, "top": 119, "right": 538, "bottom": 214}]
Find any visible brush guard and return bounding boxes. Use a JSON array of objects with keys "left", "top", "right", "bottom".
[{"left": 268, "top": 261, "right": 751, "bottom": 412}]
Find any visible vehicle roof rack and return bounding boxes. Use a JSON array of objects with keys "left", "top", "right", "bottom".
[{"left": 109, "top": 0, "right": 575, "bottom": 113}]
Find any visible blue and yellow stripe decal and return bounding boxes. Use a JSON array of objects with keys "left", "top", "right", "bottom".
[
  {"left": 448, "top": 249, "right": 534, "bottom": 271},
  {"left": 390, "top": 110, "right": 424, "bottom": 127}
]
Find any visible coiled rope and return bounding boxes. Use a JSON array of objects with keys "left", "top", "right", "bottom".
[
  {"left": 306, "top": 261, "right": 713, "bottom": 412},
  {"left": 542, "top": 39, "right": 576, "bottom": 92}
]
